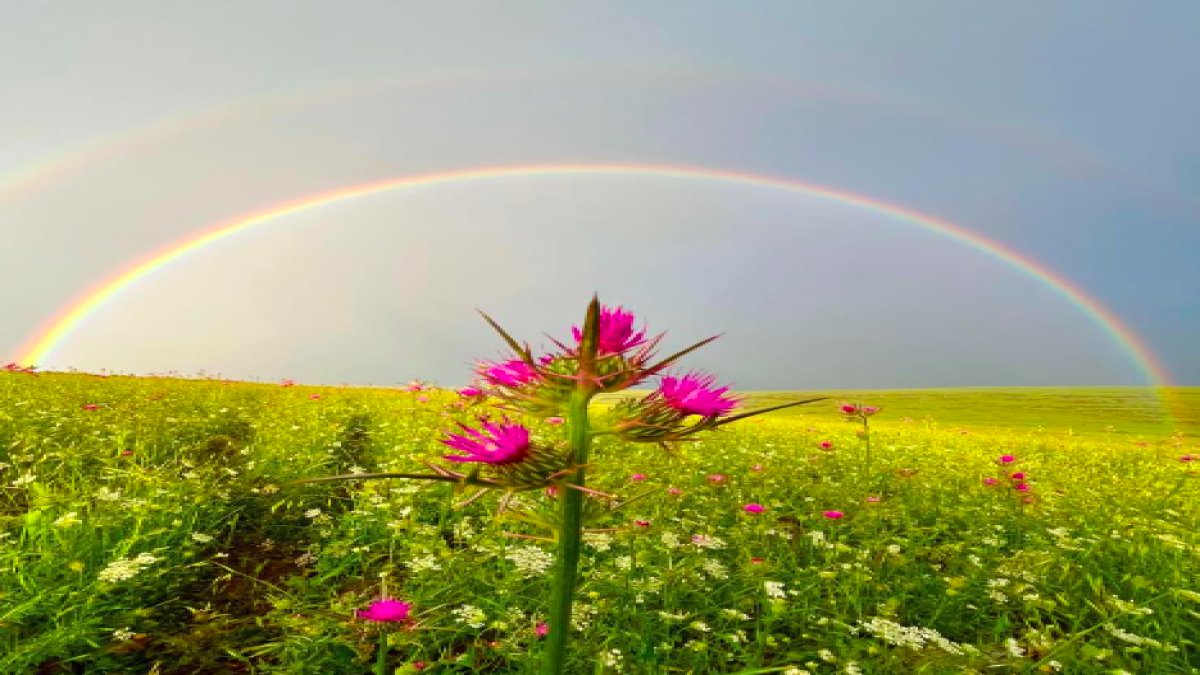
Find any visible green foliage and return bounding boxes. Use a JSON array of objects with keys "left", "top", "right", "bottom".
[{"left": 0, "top": 372, "right": 1197, "bottom": 672}]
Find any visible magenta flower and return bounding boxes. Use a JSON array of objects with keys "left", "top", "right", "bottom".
[
  {"left": 545, "top": 416, "right": 565, "bottom": 426},
  {"left": 667, "top": 487, "right": 683, "bottom": 496},
  {"left": 1010, "top": 472, "right": 1026, "bottom": 480},
  {"left": 743, "top": 503, "right": 765, "bottom": 514},
  {"left": 572, "top": 305, "right": 646, "bottom": 355},
  {"left": 358, "top": 598, "right": 412, "bottom": 622},
  {"left": 82, "top": 403, "right": 100, "bottom": 411},
  {"left": 630, "top": 473, "right": 647, "bottom": 482},
  {"left": 998, "top": 454, "right": 1016, "bottom": 464},
  {"left": 458, "top": 386, "right": 484, "bottom": 398},
  {"left": 823, "top": 510, "right": 844, "bottom": 519},
  {"left": 536, "top": 622, "right": 550, "bottom": 637},
  {"left": 863, "top": 406, "right": 879, "bottom": 416},
  {"left": 865, "top": 495, "right": 881, "bottom": 503},
  {"left": 1178, "top": 454, "right": 1193, "bottom": 462},
  {"left": 840, "top": 403, "right": 858, "bottom": 415},
  {"left": 442, "top": 419, "right": 531, "bottom": 465},
  {"left": 478, "top": 359, "right": 539, "bottom": 388},
  {"left": 1013, "top": 482, "right": 1030, "bottom": 492},
  {"left": 708, "top": 473, "right": 727, "bottom": 484},
  {"left": 634, "top": 519, "right": 651, "bottom": 528},
  {"left": 818, "top": 440, "right": 834, "bottom": 451},
  {"left": 983, "top": 477, "right": 999, "bottom": 486},
  {"left": 658, "top": 373, "right": 738, "bottom": 417}
]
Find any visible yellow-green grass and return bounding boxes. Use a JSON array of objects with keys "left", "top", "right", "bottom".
[{"left": 1, "top": 373, "right": 1196, "bottom": 673}]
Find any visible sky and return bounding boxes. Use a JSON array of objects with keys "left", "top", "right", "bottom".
[{"left": 1, "top": 1, "right": 1196, "bottom": 388}]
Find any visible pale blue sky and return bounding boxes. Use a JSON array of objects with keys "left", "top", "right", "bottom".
[{"left": 1, "top": 2, "right": 1196, "bottom": 386}]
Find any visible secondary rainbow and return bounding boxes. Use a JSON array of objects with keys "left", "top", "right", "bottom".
[{"left": 12, "top": 162, "right": 1174, "bottom": 390}]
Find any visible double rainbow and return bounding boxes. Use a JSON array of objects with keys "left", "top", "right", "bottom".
[{"left": 12, "top": 162, "right": 1173, "bottom": 393}]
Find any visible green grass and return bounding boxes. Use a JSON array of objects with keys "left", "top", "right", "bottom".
[{"left": 2, "top": 373, "right": 1197, "bottom": 673}]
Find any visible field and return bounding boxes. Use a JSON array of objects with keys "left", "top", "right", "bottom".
[{"left": 2, "top": 372, "right": 1197, "bottom": 673}]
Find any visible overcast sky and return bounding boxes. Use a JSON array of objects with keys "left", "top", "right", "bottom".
[{"left": 1, "top": 1, "right": 1196, "bottom": 387}]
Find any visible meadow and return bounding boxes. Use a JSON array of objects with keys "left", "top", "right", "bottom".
[{"left": 1, "top": 371, "right": 1197, "bottom": 673}]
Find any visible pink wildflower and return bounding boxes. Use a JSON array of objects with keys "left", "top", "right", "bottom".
[
  {"left": 405, "top": 380, "right": 426, "bottom": 393},
  {"left": 1179, "top": 454, "right": 1194, "bottom": 462},
  {"left": 708, "top": 473, "right": 727, "bottom": 484},
  {"left": 863, "top": 406, "right": 879, "bottom": 416},
  {"left": 865, "top": 495, "right": 881, "bottom": 503},
  {"left": 840, "top": 403, "right": 858, "bottom": 415},
  {"left": 657, "top": 373, "right": 738, "bottom": 417},
  {"left": 478, "top": 359, "right": 539, "bottom": 388},
  {"left": 667, "top": 487, "right": 683, "bottom": 496},
  {"left": 413, "top": 663, "right": 427, "bottom": 671},
  {"left": 751, "top": 463, "right": 764, "bottom": 472},
  {"left": 630, "top": 473, "right": 647, "bottom": 482},
  {"left": 309, "top": 394, "right": 320, "bottom": 400},
  {"left": 82, "top": 403, "right": 99, "bottom": 411},
  {"left": 1010, "top": 472, "right": 1026, "bottom": 480},
  {"left": 983, "top": 477, "right": 999, "bottom": 486},
  {"left": 572, "top": 305, "right": 646, "bottom": 355},
  {"left": 458, "top": 386, "right": 483, "bottom": 398},
  {"left": 823, "top": 510, "right": 844, "bottom": 519},
  {"left": 280, "top": 379, "right": 295, "bottom": 387},
  {"left": 545, "top": 416, "right": 565, "bottom": 426},
  {"left": 998, "top": 454, "right": 1016, "bottom": 464},
  {"left": 358, "top": 598, "right": 412, "bottom": 623},
  {"left": 536, "top": 622, "right": 550, "bottom": 637},
  {"left": 416, "top": 395, "right": 428, "bottom": 403},
  {"left": 818, "top": 440, "right": 834, "bottom": 450},
  {"left": 442, "top": 419, "right": 531, "bottom": 465},
  {"left": 1013, "top": 482, "right": 1030, "bottom": 492},
  {"left": 545, "top": 486, "right": 559, "bottom": 498},
  {"left": 634, "top": 519, "right": 651, "bottom": 528},
  {"left": 743, "top": 503, "right": 765, "bottom": 514}
]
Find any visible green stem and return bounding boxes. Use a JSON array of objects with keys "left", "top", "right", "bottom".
[
  {"left": 545, "top": 390, "right": 593, "bottom": 673},
  {"left": 375, "top": 627, "right": 387, "bottom": 675}
]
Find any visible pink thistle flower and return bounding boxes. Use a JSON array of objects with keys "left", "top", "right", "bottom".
[
  {"left": 823, "top": 510, "right": 844, "bottom": 519},
  {"left": 818, "top": 440, "right": 834, "bottom": 451},
  {"left": 630, "top": 473, "right": 647, "bottom": 482},
  {"left": 442, "top": 419, "right": 531, "bottom": 465},
  {"left": 743, "top": 503, "right": 765, "bottom": 514},
  {"left": 667, "top": 487, "right": 683, "bottom": 496},
  {"left": 404, "top": 380, "right": 426, "bottom": 393},
  {"left": 840, "top": 403, "right": 859, "bottom": 415},
  {"left": 863, "top": 406, "right": 879, "bottom": 416},
  {"left": 82, "top": 403, "right": 100, "bottom": 411},
  {"left": 478, "top": 359, "right": 539, "bottom": 388},
  {"left": 1010, "top": 472, "right": 1026, "bottom": 480},
  {"left": 536, "top": 622, "right": 550, "bottom": 637},
  {"left": 1013, "top": 482, "right": 1030, "bottom": 492},
  {"left": 572, "top": 304, "right": 647, "bottom": 355},
  {"left": 657, "top": 373, "right": 738, "bottom": 418},
  {"left": 998, "top": 454, "right": 1016, "bottom": 464},
  {"left": 357, "top": 598, "right": 412, "bottom": 623},
  {"left": 634, "top": 519, "right": 651, "bottom": 528},
  {"left": 707, "top": 473, "right": 727, "bottom": 484},
  {"left": 983, "top": 477, "right": 999, "bottom": 486},
  {"left": 413, "top": 662, "right": 427, "bottom": 671},
  {"left": 458, "top": 386, "right": 483, "bottom": 398},
  {"left": 545, "top": 416, "right": 565, "bottom": 426}
]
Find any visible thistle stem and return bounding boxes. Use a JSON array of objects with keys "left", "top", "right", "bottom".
[{"left": 545, "top": 390, "right": 592, "bottom": 673}]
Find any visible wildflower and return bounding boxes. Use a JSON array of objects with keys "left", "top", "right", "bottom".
[
  {"left": 823, "top": 510, "right": 844, "bottom": 519},
  {"left": 280, "top": 379, "right": 295, "bottom": 387},
  {"left": 708, "top": 474, "right": 727, "bottom": 484},
  {"left": 750, "top": 556, "right": 765, "bottom": 564},
  {"left": 764, "top": 581, "right": 786, "bottom": 598},
  {"left": 442, "top": 419, "right": 531, "bottom": 465},
  {"left": 82, "top": 403, "right": 100, "bottom": 411},
  {"left": 659, "top": 373, "right": 738, "bottom": 417},
  {"left": 506, "top": 545, "right": 556, "bottom": 578},
  {"left": 865, "top": 495, "right": 881, "bottom": 503},
  {"left": 983, "top": 477, "right": 999, "bottom": 486},
  {"left": 1013, "top": 482, "right": 1030, "bottom": 492},
  {"left": 478, "top": 359, "right": 539, "bottom": 388},
  {"left": 998, "top": 454, "right": 1016, "bottom": 464},
  {"left": 630, "top": 473, "right": 647, "bottom": 482},
  {"left": 751, "top": 463, "right": 764, "bottom": 472},
  {"left": 634, "top": 519, "right": 651, "bottom": 528},
  {"left": 358, "top": 598, "right": 412, "bottom": 623},
  {"left": 668, "top": 487, "right": 683, "bottom": 496},
  {"left": 536, "top": 622, "right": 549, "bottom": 637},
  {"left": 405, "top": 380, "right": 427, "bottom": 392},
  {"left": 743, "top": 503, "right": 765, "bottom": 514},
  {"left": 309, "top": 394, "right": 320, "bottom": 400},
  {"left": 1010, "top": 472, "right": 1026, "bottom": 480},
  {"left": 546, "top": 416, "right": 565, "bottom": 425},
  {"left": 458, "top": 386, "right": 483, "bottom": 398},
  {"left": 1178, "top": 454, "right": 1193, "bottom": 462},
  {"left": 840, "top": 403, "right": 858, "bottom": 414},
  {"left": 818, "top": 440, "right": 834, "bottom": 450},
  {"left": 572, "top": 304, "right": 646, "bottom": 355},
  {"left": 98, "top": 553, "right": 159, "bottom": 583}
]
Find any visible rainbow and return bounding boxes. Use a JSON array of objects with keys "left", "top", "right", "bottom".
[{"left": 12, "top": 163, "right": 1175, "bottom": 393}]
